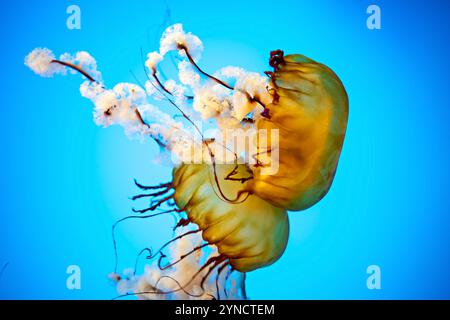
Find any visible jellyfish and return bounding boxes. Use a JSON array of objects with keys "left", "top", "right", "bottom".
[
  {"left": 172, "top": 163, "right": 289, "bottom": 272},
  {"left": 24, "top": 23, "right": 348, "bottom": 299},
  {"left": 246, "top": 50, "right": 349, "bottom": 211}
]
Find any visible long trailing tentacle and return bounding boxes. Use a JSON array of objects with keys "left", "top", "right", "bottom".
[
  {"left": 132, "top": 193, "right": 175, "bottom": 214},
  {"left": 215, "top": 261, "right": 229, "bottom": 300},
  {"left": 114, "top": 254, "right": 226, "bottom": 300},
  {"left": 178, "top": 45, "right": 233, "bottom": 90},
  {"left": 47, "top": 50, "right": 252, "bottom": 302},
  {"left": 52, "top": 49, "right": 254, "bottom": 206},
  {"left": 199, "top": 255, "right": 228, "bottom": 294},
  {"left": 132, "top": 179, "right": 175, "bottom": 214},
  {"left": 224, "top": 266, "right": 234, "bottom": 298},
  {"left": 114, "top": 275, "right": 205, "bottom": 300},
  {"left": 179, "top": 45, "right": 269, "bottom": 113},
  {"left": 241, "top": 272, "right": 248, "bottom": 300},
  {"left": 112, "top": 209, "right": 178, "bottom": 273},
  {"left": 133, "top": 248, "right": 152, "bottom": 276},
  {"left": 158, "top": 243, "right": 209, "bottom": 270},
  {"left": 151, "top": 194, "right": 175, "bottom": 209},
  {"left": 154, "top": 254, "right": 227, "bottom": 297},
  {"left": 131, "top": 189, "right": 178, "bottom": 213},
  {"left": 141, "top": 44, "right": 254, "bottom": 205},
  {"left": 141, "top": 228, "right": 202, "bottom": 267}
]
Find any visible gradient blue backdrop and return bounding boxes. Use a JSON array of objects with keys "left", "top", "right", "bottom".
[{"left": 0, "top": 0, "right": 449, "bottom": 299}]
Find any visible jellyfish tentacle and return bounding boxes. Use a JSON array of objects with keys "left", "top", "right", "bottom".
[
  {"left": 50, "top": 59, "right": 97, "bottom": 83},
  {"left": 133, "top": 247, "right": 153, "bottom": 276},
  {"left": 215, "top": 261, "right": 229, "bottom": 300},
  {"left": 173, "top": 217, "right": 191, "bottom": 231},
  {"left": 124, "top": 256, "right": 229, "bottom": 300},
  {"left": 148, "top": 254, "right": 226, "bottom": 298},
  {"left": 155, "top": 275, "right": 206, "bottom": 298},
  {"left": 146, "top": 229, "right": 202, "bottom": 263},
  {"left": 132, "top": 191, "right": 174, "bottom": 214},
  {"left": 112, "top": 209, "right": 178, "bottom": 273},
  {"left": 178, "top": 45, "right": 233, "bottom": 90},
  {"left": 134, "top": 179, "right": 172, "bottom": 190},
  {"left": 115, "top": 275, "right": 205, "bottom": 300},
  {"left": 241, "top": 272, "right": 248, "bottom": 300},
  {"left": 131, "top": 187, "right": 172, "bottom": 201},
  {"left": 179, "top": 44, "right": 268, "bottom": 112},
  {"left": 149, "top": 193, "right": 174, "bottom": 210},
  {"left": 223, "top": 266, "right": 234, "bottom": 298},
  {"left": 159, "top": 243, "right": 210, "bottom": 270},
  {"left": 199, "top": 255, "right": 227, "bottom": 292}
]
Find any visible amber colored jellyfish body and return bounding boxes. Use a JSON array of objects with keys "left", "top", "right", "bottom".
[
  {"left": 172, "top": 51, "right": 348, "bottom": 273},
  {"left": 246, "top": 51, "right": 349, "bottom": 211},
  {"left": 173, "top": 164, "right": 289, "bottom": 273}
]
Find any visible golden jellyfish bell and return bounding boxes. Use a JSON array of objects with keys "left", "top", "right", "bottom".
[
  {"left": 173, "top": 164, "right": 289, "bottom": 273},
  {"left": 246, "top": 51, "right": 349, "bottom": 211},
  {"left": 172, "top": 51, "right": 348, "bottom": 273}
]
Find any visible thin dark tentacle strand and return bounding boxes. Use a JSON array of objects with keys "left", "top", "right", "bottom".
[
  {"left": 199, "top": 255, "right": 228, "bottom": 293},
  {"left": 224, "top": 267, "right": 235, "bottom": 298},
  {"left": 129, "top": 69, "right": 145, "bottom": 89},
  {"left": 179, "top": 45, "right": 233, "bottom": 90},
  {"left": 223, "top": 267, "right": 230, "bottom": 298},
  {"left": 168, "top": 210, "right": 181, "bottom": 229},
  {"left": 114, "top": 255, "right": 227, "bottom": 300},
  {"left": 112, "top": 209, "right": 177, "bottom": 273},
  {"left": 156, "top": 275, "right": 213, "bottom": 298},
  {"left": 132, "top": 193, "right": 174, "bottom": 214},
  {"left": 251, "top": 147, "right": 275, "bottom": 168},
  {"left": 154, "top": 254, "right": 226, "bottom": 297},
  {"left": 159, "top": 243, "right": 210, "bottom": 270},
  {"left": 50, "top": 59, "right": 97, "bottom": 82},
  {"left": 134, "top": 179, "right": 172, "bottom": 190},
  {"left": 152, "top": 70, "right": 173, "bottom": 96},
  {"left": 179, "top": 45, "right": 268, "bottom": 112},
  {"left": 140, "top": 48, "right": 193, "bottom": 101},
  {"left": 140, "top": 47, "right": 168, "bottom": 98},
  {"left": 132, "top": 207, "right": 154, "bottom": 214},
  {"left": 131, "top": 187, "right": 172, "bottom": 201},
  {"left": 140, "top": 255, "right": 219, "bottom": 298},
  {"left": 173, "top": 217, "right": 191, "bottom": 231},
  {"left": 114, "top": 275, "right": 204, "bottom": 300},
  {"left": 241, "top": 272, "right": 248, "bottom": 300},
  {"left": 224, "top": 163, "right": 254, "bottom": 183},
  {"left": 134, "top": 109, "right": 167, "bottom": 148},
  {"left": 150, "top": 194, "right": 174, "bottom": 210},
  {"left": 215, "top": 261, "right": 229, "bottom": 300},
  {"left": 133, "top": 248, "right": 153, "bottom": 276},
  {"left": 147, "top": 229, "right": 202, "bottom": 263}
]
